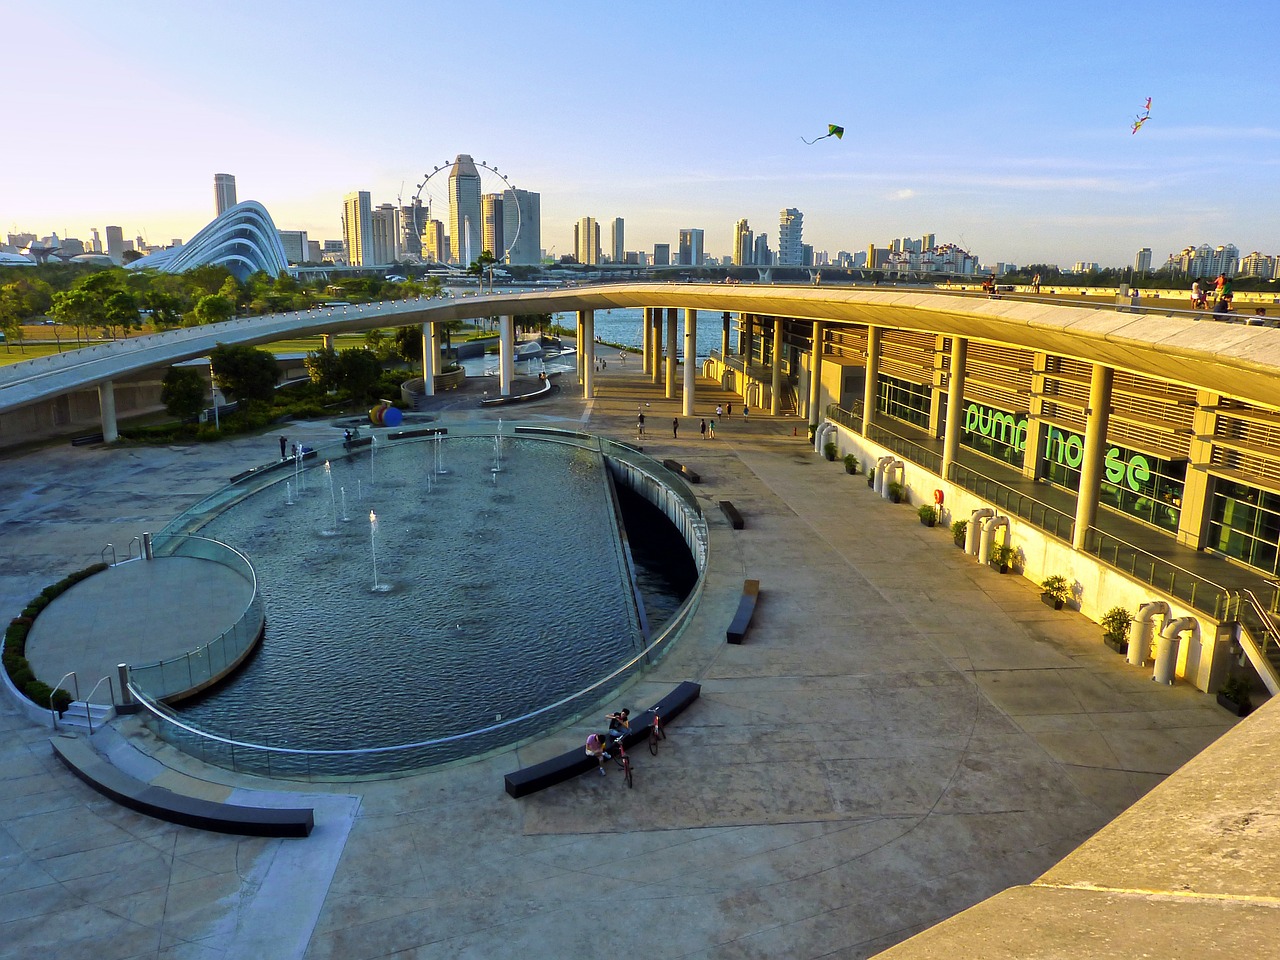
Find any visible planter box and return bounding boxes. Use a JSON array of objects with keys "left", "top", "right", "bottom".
[
  {"left": 920, "top": 517, "right": 936, "bottom": 527},
  {"left": 1041, "top": 593, "right": 1065, "bottom": 610},
  {"left": 866, "top": 474, "right": 875, "bottom": 488},
  {"left": 1103, "top": 635, "right": 1128, "bottom": 655},
  {"left": 845, "top": 464, "right": 856, "bottom": 475},
  {"left": 1217, "top": 692, "right": 1253, "bottom": 717}
]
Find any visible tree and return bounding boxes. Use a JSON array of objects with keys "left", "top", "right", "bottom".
[
  {"left": 190, "top": 294, "right": 235, "bottom": 326},
  {"left": 394, "top": 326, "right": 423, "bottom": 363},
  {"left": 49, "top": 288, "right": 101, "bottom": 344},
  {"left": 161, "top": 366, "right": 206, "bottom": 420},
  {"left": 209, "top": 343, "right": 279, "bottom": 403},
  {"left": 102, "top": 290, "right": 140, "bottom": 339},
  {"left": 336, "top": 347, "right": 383, "bottom": 401},
  {"left": 469, "top": 249, "right": 497, "bottom": 293},
  {"left": 515, "top": 313, "right": 552, "bottom": 336}
]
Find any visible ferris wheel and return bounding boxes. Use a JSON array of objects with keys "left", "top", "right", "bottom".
[{"left": 408, "top": 157, "right": 521, "bottom": 266}]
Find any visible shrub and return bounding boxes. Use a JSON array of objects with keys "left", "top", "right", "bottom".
[
  {"left": 917, "top": 504, "right": 938, "bottom": 524},
  {"left": 1040, "top": 575, "right": 1071, "bottom": 603},
  {"left": 1101, "top": 606, "right": 1133, "bottom": 642},
  {"left": 951, "top": 519, "right": 968, "bottom": 547},
  {"left": 50, "top": 687, "right": 74, "bottom": 714},
  {"left": 822, "top": 441, "right": 837, "bottom": 461}
]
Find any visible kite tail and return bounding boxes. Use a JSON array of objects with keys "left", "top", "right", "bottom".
[{"left": 801, "top": 134, "right": 828, "bottom": 144}]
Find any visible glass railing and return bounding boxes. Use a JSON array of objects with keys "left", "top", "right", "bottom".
[
  {"left": 1080, "top": 526, "right": 1231, "bottom": 619},
  {"left": 825, "top": 402, "right": 863, "bottom": 433},
  {"left": 867, "top": 424, "right": 942, "bottom": 474},
  {"left": 127, "top": 535, "right": 264, "bottom": 700},
  {"left": 947, "top": 463, "right": 1076, "bottom": 542}
]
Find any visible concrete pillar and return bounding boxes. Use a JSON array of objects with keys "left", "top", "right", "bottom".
[
  {"left": 683, "top": 308, "right": 697, "bottom": 416},
  {"left": 808, "top": 321, "right": 825, "bottom": 424},
  {"left": 421, "top": 323, "right": 437, "bottom": 397},
  {"left": 770, "top": 317, "right": 784, "bottom": 415},
  {"left": 651, "top": 308, "right": 663, "bottom": 384},
  {"left": 499, "top": 315, "right": 514, "bottom": 396},
  {"left": 575, "top": 312, "right": 584, "bottom": 385},
  {"left": 941, "top": 337, "right": 968, "bottom": 480},
  {"left": 861, "top": 326, "right": 881, "bottom": 438},
  {"left": 321, "top": 334, "right": 335, "bottom": 351},
  {"left": 581, "top": 310, "right": 595, "bottom": 398},
  {"left": 742, "top": 314, "right": 754, "bottom": 361},
  {"left": 721, "top": 312, "right": 731, "bottom": 360},
  {"left": 98, "top": 380, "right": 118, "bottom": 443},
  {"left": 1072, "top": 363, "right": 1114, "bottom": 551},
  {"left": 665, "top": 307, "right": 678, "bottom": 399},
  {"left": 642, "top": 308, "right": 652, "bottom": 375}
]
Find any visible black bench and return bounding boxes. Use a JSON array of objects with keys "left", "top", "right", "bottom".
[
  {"left": 504, "top": 680, "right": 702, "bottom": 798},
  {"left": 662, "top": 459, "right": 701, "bottom": 483},
  {"left": 52, "top": 736, "right": 314, "bottom": 838},
  {"left": 719, "top": 500, "right": 744, "bottom": 530},
  {"left": 388, "top": 426, "right": 447, "bottom": 440},
  {"left": 726, "top": 580, "right": 760, "bottom": 644}
]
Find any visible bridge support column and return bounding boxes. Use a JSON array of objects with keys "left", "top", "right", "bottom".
[
  {"left": 499, "top": 315, "right": 514, "bottom": 396},
  {"left": 421, "top": 323, "right": 437, "bottom": 397},
  {"left": 322, "top": 334, "right": 334, "bottom": 351},
  {"left": 651, "top": 308, "right": 663, "bottom": 384},
  {"left": 770, "top": 317, "right": 784, "bottom": 415},
  {"left": 683, "top": 309, "right": 697, "bottom": 416},
  {"left": 862, "top": 326, "right": 881, "bottom": 438},
  {"left": 98, "top": 381, "right": 118, "bottom": 443},
  {"left": 941, "top": 338, "right": 968, "bottom": 480},
  {"left": 642, "top": 308, "right": 652, "bottom": 375},
  {"left": 581, "top": 310, "right": 595, "bottom": 398},
  {"left": 1072, "top": 364, "right": 1113, "bottom": 551},
  {"left": 721, "top": 312, "right": 730, "bottom": 361},
  {"left": 665, "top": 307, "right": 678, "bottom": 399},
  {"left": 807, "top": 321, "right": 825, "bottom": 423}
]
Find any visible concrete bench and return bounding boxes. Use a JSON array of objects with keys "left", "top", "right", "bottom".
[
  {"left": 387, "top": 426, "right": 446, "bottom": 440},
  {"left": 719, "top": 500, "right": 744, "bottom": 529},
  {"left": 504, "top": 680, "right": 702, "bottom": 798},
  {"left": 662, "top": 459, "right": 701, "bottom": 483},
  {"left": 726, "top": 579, "right": 761, "bottom": 644},
  {"left": 51, "top": 736, "right": 314, "bottom": 838}
]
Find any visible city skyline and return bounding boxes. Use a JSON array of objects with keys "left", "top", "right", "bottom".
[{"left": 3, "top": 2, "right": 1278, "bottom": 267}]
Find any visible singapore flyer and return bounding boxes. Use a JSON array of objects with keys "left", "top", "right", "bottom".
[{"left": 408, "top": 156, "right": 522, "bottom": 267}]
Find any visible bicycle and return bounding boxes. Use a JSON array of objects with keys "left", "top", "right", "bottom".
[
  {"left": 609, "top": 734, "right": 634, "bottom": 788},
  {"left": 648, "top": 706, "right": 666, "bottom": 756}
]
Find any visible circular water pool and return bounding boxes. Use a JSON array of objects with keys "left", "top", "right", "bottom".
[{"left": 163, "top": 434, "right": 692, "bottom": 774}]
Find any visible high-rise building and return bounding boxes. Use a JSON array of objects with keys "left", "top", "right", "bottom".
[
  {"left": 610, "top": 217, "right": 624, "bottom": 264},
  {"left": 342, "top": 191, "right": 373, "bottom": 266},
  {"left": 371, "top": 204, "right": 400, "bottom": 265},
  {"left": 733, "top": 219, "right": 754, "bottom": 265},
  {"left": 105, "top": 225, "right": 125, "bottom": 265},
  {"left": 279, "top": 230, "right": 308, "bottom": 264},
  {"left": 778, "top": 208, "right": 803, "bottom": 265},
  {"left": 678, "top": 228, "right": 704, "bottom": 266},
  {"left": 1239, "top": 252, "right": 1274, "bottom": 279},
  {"left": 421, "top": 220, "right": 448, "bottom": 263},
  {"left": 575, "top": 217, "right": 600, "bottom": 265},
  {"left": 321, "top": 239, "right": 346, "bottom": 264},
  {"left": 502, "top": 188, "right": 540, "bottom": 265},
  {"left": 448, "top": 154, "right": 482, "bottom": 266},
  {"left": 753, "top": 234, "right": 771, "bottom": 265},
  {"left": 307, "top": 239, "right": 323, "bottom": 263},
  {"left": 1135, "top": 247, "right": 1153, "bottom": 274},
  {"left": 653, "top": 243, "right": 670, "bottom": 266},
  {"left": 482, "top": 194, "right": 505, "bottom": 260},
  {"left": 90, "top": 228, "right": 102, "bottom": 253},
  {"left": 214, "top": 173, "right": 237, "bottom": 216},
  {"left": 400, "top": 200, "right": 426, "bottom": 260}
]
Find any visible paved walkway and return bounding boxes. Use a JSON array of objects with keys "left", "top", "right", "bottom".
[{"left": 0, "top": 360, "right": 1242, "bottom": 959}]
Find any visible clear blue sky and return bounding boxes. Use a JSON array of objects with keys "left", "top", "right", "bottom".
[{"left": 3, "top": 1, "right": 1277, "bottom": 268}]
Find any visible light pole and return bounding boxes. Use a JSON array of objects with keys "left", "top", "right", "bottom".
[{"left": 208, "top": 358, "right": 219, "bottom": 431}]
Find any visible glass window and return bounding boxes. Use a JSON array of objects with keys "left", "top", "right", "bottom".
[
  {"left": 1041, "top": 429, "right": 1185, "bottom": 532},
  {"left": 1208, "top": 478, "right": 1280, "bottom": 576},
  {"left": 960, "top": 401, "right": 1027, "bottom": 467},
  {"left": 878, "top": 374, "right": 931, "bottom": 430}
]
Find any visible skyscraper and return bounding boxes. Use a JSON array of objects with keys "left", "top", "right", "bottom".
[
  {"left": 610, "top": 217, "right": 624, "bottom": 264},
  {"left": 1135, "top": 247, "right": 1153, "bottom": 274},
  {"left": 371, "top": 204, "right": 400, "bottom": 265},
  {"left": 778, "top": 208, "right": 803, "bottom": 265},
  {"left": 421, "top": 220, "right": 448, "bottom": 264},
  {"left": 279, "top": 230, "right": 308, "bottom": 264},
  {"left": 502, "top": 189, "right": 540, "bottom": 265},
  {"left": 482, "top": 194, "right": 505, "bottom": 260},
  {"left": 90, "top": 228, "right": 102, "bottom": 253},
  {"left": 575, "top": 217, "right": 600, "bottom": 265},
  {"left": 342, "top": 191, "right": 373, "bottom": 266},
  {"left": 105, "top": 225, "right": 125, "bottom": 265},
  {"left": 733, "top": 219, "right": 754, "bottom": 265},
  {"left": 214, "top": 174, "right": 237, "bottom": 216},
  {"left": 753, "top": 234, "right": 772, "bottom": 265},
  {"left": 448, "top": 154, "right": 482, "bottom": 266},
  {"left": 653, "top": 243, "right": 670, "bottom": 266},
  {"left": 678, "top": 229, "right": 704, "bottom": 266},
  {"left": 400, "top": 199, "right": 425, "bottom": 260}
]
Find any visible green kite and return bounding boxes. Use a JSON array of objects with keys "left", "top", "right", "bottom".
[{"left": 802, "top": 124, "right": 845, "bottom": 144}]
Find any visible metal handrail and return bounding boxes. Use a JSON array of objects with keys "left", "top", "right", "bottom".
[
  {"left": 100, "top": 543, "right": 116, "bottom": 566},
  {"left": 826, "top": 402, "right": 863, "bottom": 433},
  {"left": 1080, "top": 526, "right": 1230, "bottom": 618},
  {"left": 81, "top": 676, "right": 116, "bottom": 733},
  {"left": 1227, "top": 589, "right": 1280, "bottom": 696},
  {"left": 867, "top": 424, "right": 942, "bottom": 474},
  {"left": 50, "top": 671, "right": 79, "bottom": 729},
  {"left": 947, "top": 462, "right": 1076, "bottom": 542}
]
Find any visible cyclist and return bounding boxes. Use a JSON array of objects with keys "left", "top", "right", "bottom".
[{"left": 585, "top": 732, "right": 610, "bottom": 776}]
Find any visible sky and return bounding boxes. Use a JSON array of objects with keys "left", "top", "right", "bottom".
[{"left": 2, "top": 1, "right": 1278, "bottom": 269}]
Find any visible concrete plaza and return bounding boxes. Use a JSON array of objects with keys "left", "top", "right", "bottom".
[{"left": 0, "top": 362, "right": 1251, "bottom": 959}]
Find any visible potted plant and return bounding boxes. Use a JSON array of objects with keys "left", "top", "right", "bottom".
[
  {"left": 866, "top": 466, "right": 875, "bottom": 488},
  {"left": 951, "top": 519, "right": 968, "bottom": 548},
  {"left": 990, "top": 543, "right": 1015, "bottom": 573},
  {"left": 1040, "top": 574, "right": 1070, "bottom": 610},
  {"left": 886, "top": 480, "right": 903, "bottom": 504},
  {"left": 1101, "top": 606, "right": 1133, "bottom": 655},
  {"left": 917, "top": 504, "right": 938, "bottom": 527},
  {"left": 843, "top": 453, "right": 858, "bottom": 475},
  {"left": 823, "top": 441, "right": 837, "bottom": 462},
  {"left": 808, "top": 422, "right": 818, "bottom": 443},
  {"left": 1217, "top": 674, "right": 1253, "bottom": 717}
]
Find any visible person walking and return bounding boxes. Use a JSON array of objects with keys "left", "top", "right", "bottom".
[
  {"left": 672, "top": 417, "right": 679, "bottom": 439},
  {"left": 708, "top": 418, "right": 716, "bottom": 438},
  {"left": 716, "top": 404, "right": 723, "bottom": 418},
  {"left": 726, "top": 402, "right": 733, "bottom": 418},
  {"left": 637, "top": 411, "right": 645, "bottom": 437},
  {"left": 278, "top": 435, "right": 288, "bottom": 460},
  {"left": 743, "top": 403, "right": 749, "bottom": 420},
  {"left": 699, "top": 418, "right": 707, "bottom": 440}
]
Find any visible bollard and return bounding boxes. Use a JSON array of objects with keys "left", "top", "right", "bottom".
[{"left": 142, "top": 532, "right": 153, "bottom": 561}]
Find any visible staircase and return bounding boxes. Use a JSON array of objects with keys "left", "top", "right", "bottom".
[{"left": 57, "top": 701, "right": 116, "bottom": 733}]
